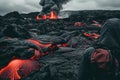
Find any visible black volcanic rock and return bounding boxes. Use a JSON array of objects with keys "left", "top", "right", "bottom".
[
  {"left": 0, "top": 10, "right": 120, "bottom": 80},
  {"left": 21, "top": 12, "right": 39, "bottom": 18},
  {"left": 3, "top": 11, "right": 23, "bottom": 19},
  {"left": 0, "top": 24, "right": 31, "bottom": 39},
  {"left": 0, "top": 37, "right": 38, "bottom": 68},
  {"left": 67, "top": 10, "right": 120, "bottom": 23},
  {"left": 24, "top": 49, "right": 83, "bottom": 80}
]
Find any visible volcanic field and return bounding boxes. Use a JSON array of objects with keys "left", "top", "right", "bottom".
[{"left": 0, "top": 10, "right": 120, "bottom": 80}]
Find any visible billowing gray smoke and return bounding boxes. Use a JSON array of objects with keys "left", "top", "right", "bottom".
[{"left": 38, "top": 0, "right": 71, "bottom": 16}]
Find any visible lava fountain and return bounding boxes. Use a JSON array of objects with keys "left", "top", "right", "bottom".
[{"left": 36, "top": 11, "right": 58, "bottom": 20}]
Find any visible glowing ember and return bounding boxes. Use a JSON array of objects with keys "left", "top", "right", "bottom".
[
  {"left": 36, "top": 11, "right": 58, "bottom": 20},
  {"left": 57, "top": 43, "right": 68, "bottom": 47},
  {"left": 74, "top": 22, "right": 87, "bottom": 27},
  {"left": 28, "top": 39, "right": 52, "bottom": 48},
  {"left": 0, "top": 59, "right": 40, "bottom": 80},
  {"left": 92, "top": 20, "right": 102, "bottom": 27},
  {"left": 36, "top": 15, "right": 41, "bottom": 20},
  {"left": 83, "top": 32, "right": 100, "bottom": 39},
  {"left": 91, "top": 33, "right": 100, "bottom": 39}
]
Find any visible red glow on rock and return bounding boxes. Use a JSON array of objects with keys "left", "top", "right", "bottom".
[
  {"left": 83, "top": 32, "right": 100, "bottom": 39},
  {"left": 36, "top": 15, "right": 41, "bottom": 20},
  {"left": 92, "top": 20, "right": 102, "bottom": 27},
  {"left": 74, "top": 22, "right": 82, "bottom": 26},
  {"left": 0, "top": 59, "right": 40, "bottom": 80},
  {"left": 36, "top": 11, "right": 58, "bottom": 20},
  {"left": 61, "top": 43, "right": 68, "bottom": 47},
  {"left": 43, "top": 14, "right": 47, "bottom": 19},
  {"left": 30, "top": 49, "right": 41, "bottom": 60},
  {"left": 57, "top": 43, "right": 68, "bottom": 47},
  {"left": 28, "top": 39, "right": 52, "bottom": 48},
  {"left": 74, "top": 22, "right": 87, "bottom": 27},
  {"left": 83, "top": 32, "right": 91, "bottom": 37},
  {"left": 28, "top": 39, "right": 54, "bottom": 57},
  {"left": 92, "top": 33, "right": 100, "bottom": 39}
]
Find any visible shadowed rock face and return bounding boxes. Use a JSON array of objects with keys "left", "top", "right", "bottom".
[
  {"left": 0, "top": 24, "right": 31, "bottom": 39},
  {"left": 0, "top": 11, "right": 120, "bottom": 80}
]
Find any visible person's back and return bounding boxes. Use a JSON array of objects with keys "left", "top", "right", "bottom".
[{"left": 79, "top": 18, "right": 120, "bottom": 80}]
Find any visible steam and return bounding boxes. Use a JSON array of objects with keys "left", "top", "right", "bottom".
[{"left": 38, "top": 0, "right": 71, "bottom": 16}]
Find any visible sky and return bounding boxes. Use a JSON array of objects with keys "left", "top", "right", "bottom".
[{"left": 0, "top": 0, "right": 120, "bottom": 15}]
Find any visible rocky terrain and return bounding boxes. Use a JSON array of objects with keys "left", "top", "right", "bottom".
[{"left": 0, "top": 10, "right": 120, "bottom": 80}]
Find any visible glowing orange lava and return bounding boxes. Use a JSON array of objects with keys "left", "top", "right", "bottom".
[
  {"left": 28, "top": 39, "right": 54, "bottom": 57},
  {"left": 28, "top": 39, "right": 52, "bottom": 48},
  {"left": 0, "top": 59, "right": 40, "bottom": 80},
  {"left": 36, "top": 11, "right": 58, "bottom": 20},
  {"left": 49, "top": 11, "right": 58, "bottom": 19},
  {"left": 0, "top": 38, "right": 66, "bottom": 80}
]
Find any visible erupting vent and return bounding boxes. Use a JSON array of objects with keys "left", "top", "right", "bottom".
[{"left": 36, "top": 11, "right": 58, "bottom": 20}]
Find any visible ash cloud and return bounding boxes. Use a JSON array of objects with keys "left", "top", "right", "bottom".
[{"left": 39, "top": 0, "right": 71, "bottom": 15}]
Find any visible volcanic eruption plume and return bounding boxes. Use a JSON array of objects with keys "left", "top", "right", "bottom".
[{"left": 37, "top": 0, "right": 71, "bottom": 20}]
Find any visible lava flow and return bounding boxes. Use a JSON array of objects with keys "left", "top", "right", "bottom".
[
  {"left": 36, "top": 11, "right": 58, "bottom": 20},
  {"left": 0, "top": 38, "right": 55, "bottom": 80},
  {"left": 0, "top": 59, "right": 40, "bottom": 80}
]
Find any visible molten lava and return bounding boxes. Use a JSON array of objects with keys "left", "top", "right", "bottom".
[
  {"left": 0, "top": 59, "right": 40, "bottom": 80},
  {"left": 28, "top": 39, "right": 52, "bottom": 48},
  {"left": 49, "top": 11, "right": 58, "bottom": 19},
  {"left": 36, "top": 11, "right": 58, "bottom": 20},
  {"left": 28, "top": 39, "right": 54, "bottom": 56},
  {"left": 0, "top": 39, "right": 67, "bottom": 80},
  {"left": 0, "top": 39, "right": 42, "bottom": 80},
  {"left": 83, "top": 32, "right": 100, "bottom": 39}
]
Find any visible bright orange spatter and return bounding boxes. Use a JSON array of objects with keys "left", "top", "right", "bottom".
[
  {"left": 0, "top": 59, "right": 40, "bottom": 80},
  {"left": 36, "top": 11, "right": 58, "bottom": 20}
]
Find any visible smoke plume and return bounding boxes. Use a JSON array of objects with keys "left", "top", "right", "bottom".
[{"left": 38, "top": 0, "right": 71, "bottom": 16}]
